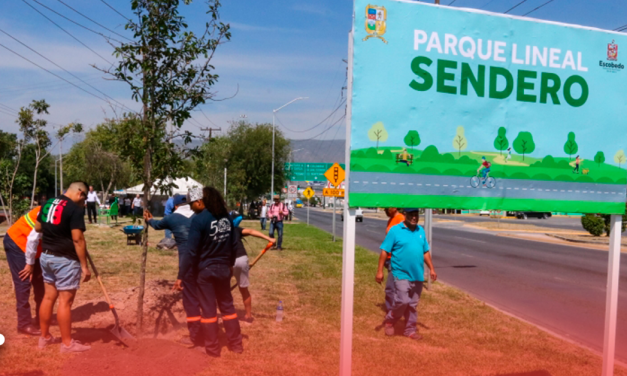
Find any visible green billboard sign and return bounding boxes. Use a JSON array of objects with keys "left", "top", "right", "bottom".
[{"left": 285, "top": 163, "right": 346, "bottom": 182}]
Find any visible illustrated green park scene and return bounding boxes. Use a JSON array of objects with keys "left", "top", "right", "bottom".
[{"left": 351, "top": 122, "right": 627, "bottom": 185}]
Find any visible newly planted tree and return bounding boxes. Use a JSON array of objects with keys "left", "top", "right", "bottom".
[
  {"left": 513, "top": 131, "right": 535, "bottom": 161},
  {"left": 594, "top": 151, "right": 605, "bottom": 167},
  {"left": 563, "top": 132, "right": 578, "bottom": 161},
  {"left": 493, "top": 126, "right": 508, "bottom": 155},
  {"left": 368, "top": 122, "right": 388, "bottom": 149},
  {"left": 403, "top": 130, "right": 421, "bottom": 150},
  {"left": 613, "top": 149, "right": 626, "bottom": 168},
  {"left": 452, "top": 126, "right": 467, "bottom": 157},
  {"left": 99, "top": 0, "right": 231, "bottom": 330}
]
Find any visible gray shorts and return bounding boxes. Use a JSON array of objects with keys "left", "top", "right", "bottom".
[
  {"left": 40, "top": 253, "right": 81, "bottom": 291},
  {"left": 233, "top": 255, "right": 250, "bottom": 288}
]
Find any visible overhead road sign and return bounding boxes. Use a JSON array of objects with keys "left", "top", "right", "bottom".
[{"left": 285, "top": 163, "right": 346, "bottom": 182}]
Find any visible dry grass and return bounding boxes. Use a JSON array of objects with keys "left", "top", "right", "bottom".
[{"left": 0, "top": 223, "right": 625, "bottom": 376}]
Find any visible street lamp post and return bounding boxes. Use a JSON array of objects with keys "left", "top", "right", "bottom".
[
  {"left": 271, "top": 97, "right": 308, "bottom": 199},
  {"left": 224, "top": 159, "right": 228, "bottom": 199}
]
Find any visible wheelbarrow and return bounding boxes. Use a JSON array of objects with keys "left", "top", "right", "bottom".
[{"left": 122, "top": 225, "right": 144, "bottom": 246}]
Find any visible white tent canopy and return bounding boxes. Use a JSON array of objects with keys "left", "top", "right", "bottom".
[{"left": 115, "top": 177, "right": 202, "bottom": 196}]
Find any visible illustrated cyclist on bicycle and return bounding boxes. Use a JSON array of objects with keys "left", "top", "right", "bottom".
[{"left": 477, "top": 156, "right": 491, "bottom": 187}]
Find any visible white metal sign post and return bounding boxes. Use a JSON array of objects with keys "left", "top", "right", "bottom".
[
  {"left": 602, "top": 214, "right": 623, "bottom": 376},
  {"left": 339, "top": 30, "right": 355, "bottom": 376}
]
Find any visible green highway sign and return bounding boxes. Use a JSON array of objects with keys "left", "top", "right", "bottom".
[{"left": 285, "top": 163, "right": 346, "bottom": 182}]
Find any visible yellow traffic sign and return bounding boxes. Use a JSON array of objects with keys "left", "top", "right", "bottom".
[
  {"left": 323, "top": 188, "right": 345, "bottom": 197},
  {"left": 324, "top": 163, "right": 345, "bottom": 188},
  {"left": 303, "top": 187, "right": 315, "bottom": 199}
]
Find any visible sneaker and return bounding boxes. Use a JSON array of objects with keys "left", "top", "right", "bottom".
[
  {"left": 38, "top": 335, "right": 61, "bottom": 350},
  {"left": 407, "top": 333, "right": 423, "bottom": 341},
  {"left": 60, "top": 339, "right": 91, "bottom": 353},
  {"left": 384, "top": 323, "right": 394, "bottom": 336}
]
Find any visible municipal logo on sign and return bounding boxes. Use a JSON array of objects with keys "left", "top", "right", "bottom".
[
  {"left": 608, "top": 40, "right": 618, "bottom": 61},
  {"left": 363, "top": 5, "right": 387, "bottom": 44}
]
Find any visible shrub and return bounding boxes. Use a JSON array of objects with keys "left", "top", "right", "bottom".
[
  {"left": 418, "top": 167, "right": 439, "bottom": 175},
  {"left": 582, "top": 214, "right": 605, "bottom": 236},
  {"left": 616, "top": 177, "right": 627, "bottom": 184},
  {"left": 532, "top": 174, "right": 551, "bottom": 180},
  {"left": 510, "top": 172, "right": 529, "bottom": 179},
  {"left": 367, "top": 164, "right": 389, "bottom": 172},
  {"left": 351, "top": 163, "right": 364, "bottom": 171},
  {"left": 352, "top": 150, "right": 366, "bottom": 158},
  {"left": 458, "top": 155, "right": 479, "bottom": 165},
  {"left": 382, "top": 149, "right": 393, "bottom": 159},
  {"left": 602, "top": 213, "right": 627, "bottom": 236},
  {"left": 441, "top": 153, "right": 455, "bottom": 163},
  {"left": 576, "top": 175, "right": 593, "bottom": 182},
  {"left": 596, "top": 177, "right": 613, "bottom": 183},
  {"left": 554, "top": 175, "right": 573, "bottom": 182},
  {"left": 490, "top": 171, "right": 506, "bottom": 178},
  {"left": 420, "top": 145, "right": 441, "bottom": 162},
  {"left": 443, "top": 169, "right": 462, "bottom": 175}
]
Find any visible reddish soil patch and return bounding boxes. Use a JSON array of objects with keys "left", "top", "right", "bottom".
[{"left": 61, "top": 339, "right": 208, "bottom": 376}]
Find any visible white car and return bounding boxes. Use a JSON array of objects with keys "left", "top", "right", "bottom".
[{"left": 341, "top": 208, "right": 363, "bottom": 222}]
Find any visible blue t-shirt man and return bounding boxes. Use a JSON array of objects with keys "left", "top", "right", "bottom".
[{"left": 381, "top": 222, "right": 430, "bottom": 282}]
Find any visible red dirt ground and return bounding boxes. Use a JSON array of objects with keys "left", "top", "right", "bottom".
[{"left": 61, "top": 339, "right": 209, "bottom": 376}]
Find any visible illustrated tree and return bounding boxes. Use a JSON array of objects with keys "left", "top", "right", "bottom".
[
  {"left": 512, "top": 131, "right": 536, "bottom": 161},
  {"left": 613, "top": 149, "right": 626, "bottom": 168},
  {"left": 403, "top": 130, "right": 421, "bottom": 150},
  {"left": 493, "top": 126, "right": 509, "bottom": 155},
  {"left": 563, "top": 132, "right": 578, "bottom": 161},
  {"left": 98, "top": 0, "right": 231, "bottom": 330},
  {"left": 452, "top": 126, "right": 467, "bottom": 157},
  {"left": 368, "top": 122, "right": 388, "bottom": 149},
  {"left": 17, "top": 100, "right": 52, "bottom": 208},
  {"left": 594, "top": 151, "right": 605, "bottom": 167}
]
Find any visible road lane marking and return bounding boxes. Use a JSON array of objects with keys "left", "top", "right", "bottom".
[
  {"left": 408, "top": 183, "right": 414, "bottom": 186},
  {"left": 435, "top": 184, "right": 440, "bottom": 187},
  {"left": 443, "top": 184, "right": 448, "bottom": 187},
  {"left": 514, "top": 188, "right": 519, "bottom": 190},
  {"left": 522, "top": 188, "right": 527, "bottom": 191},
  {"left": 568, "top": 190, "right": 573, "bottom": 192},
  {"left": 560, "top": 190, "right": 565, "bottom": 192},
  {"left": 372, "top": 182, "right": 378, "bottom": 185},
  {"left": 399, "top": 183, "right": 405, "bottom": 185},
  {"left": 390, "top": 182, "right": 396, "bottom": 185},
  {"left": 426, "top": 184, "right": 431, "bottom": 186},
  {"left": 507, "top": 187, "right": 512, "bottom": 190},
  {"left": 381, "top": 182, "right": 387, "bottom": 185}
]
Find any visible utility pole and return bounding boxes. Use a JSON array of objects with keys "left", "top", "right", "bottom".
[
  {"left": 59, "top": 137, "right": 64, "bottom": 195},
  {"left": 224, "top": 159, "right": 228, "bottom": 199},
  {"left": 200, "top": 127, "right": 221, "bottom": 141},
  {"left": 332, "top": 196, "right": 336, "bottom": 242}
]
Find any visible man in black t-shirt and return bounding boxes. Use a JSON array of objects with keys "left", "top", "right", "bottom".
[{"left": 36, "top": 182, "right": 92, "bottom": 353}]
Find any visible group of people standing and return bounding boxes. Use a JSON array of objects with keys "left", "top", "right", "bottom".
[
  {"left": 84, "top": 185, "right": 143, "bottom": 223},
  {"left": 3, "top": 182, "right": 274, "bottom": 357},
  {"left": 258, "top": 195, "right": 291, "bottom": 251}
]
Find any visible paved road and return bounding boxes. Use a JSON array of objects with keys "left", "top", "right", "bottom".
[
  {"left": 351, "top": 171, "right": 626, "bottom": 203},
  {"left": 435, "top": 214, "right": 585, "bottom": 231},
  {"left": 295, "top": 208, "right": 627, "bottom": 362}
]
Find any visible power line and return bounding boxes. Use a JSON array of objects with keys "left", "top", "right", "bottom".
[
  {"left": 522, "top": 0, "right": 555, "bottom": 16},
  {"left": 504, "top": 0, "right": 528, "bottom": 14},
  {"left": 293, "top": 114, "right": 346, "bottom": 143},
  {"left": 479, "top": 0, "right": 498, "bottom": 9},
  {"left": 0, "top": 28, "right": 134, "bottom": 113},
  {"left": 275, "top": 98, "right": 346, "bottom": 134},
  {"left": 22, "top": 0, "right": 113, "bottom": 65},
  {"left": 55, "top": 0, "right": 133, "bottom": 42},
  {"left": 614, "top": 23, "right": 627, "bottom": 31},
  {"left": 0, "top": 42, "right": 112, "bottom": 105},
  {"left": 29, "top": 0, "right": 125, "bottom": 44},
  {"left": 449, "top": 0, "right": 458, "bottom": 5},
  {"left": 99, "top": 0, "right": 130, "bottom": 21}
]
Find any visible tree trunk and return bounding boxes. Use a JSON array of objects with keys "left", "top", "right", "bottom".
[
  {"left": 0, "top": 192, "right": 8, "bottom": 226},
  {"left": 30, "top": 158, "right": 40, "bottom": 209}
]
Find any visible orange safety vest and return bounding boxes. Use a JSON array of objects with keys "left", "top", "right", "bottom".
[
  {"left": 385, "top": 213, "right": 405, "bottom": 259},
  {"left": 6, "top": 206, "right": 42, "bottom": 257}
]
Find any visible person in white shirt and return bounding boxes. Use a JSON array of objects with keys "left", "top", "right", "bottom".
[
  {"left": 259, "top": 199, "right": 268, "bottom": 230},
  {"left": 132, "top": 195, "right": 143, "bottom": 217},
  {"left": 85, "top": 186, "right": 101, "bottom": 224},
  {"left": 123, "top": 197, "right": 132, "bottom": 217},
  {"left": 287, "top": 201, "right": 294, "bottom": 221}
]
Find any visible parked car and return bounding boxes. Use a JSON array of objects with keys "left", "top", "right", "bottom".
[
  {"left": 515, "top": 211, "right": 552, "bottom": 219},
  {"left": 478, "top": 210, "right": 490, "bottom": 216},
  {"left": 341, "top": 207, "right": 363, "bottom": 222}
]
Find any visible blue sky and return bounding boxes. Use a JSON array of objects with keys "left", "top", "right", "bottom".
[{"left": 0, "top": 0, "right": 625, "bottom": 145}]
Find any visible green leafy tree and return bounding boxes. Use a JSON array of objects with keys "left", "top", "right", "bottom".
[
  {"left": 452, "top": 126, "right": 467, "bottom": 157},
  {"left": 403, "top": 130, "right": 421, "bottom": 150},
  {"left": 512, "top": 131, "right": 536, "bottom": 161},
  {"left": 594, "top": 151, "right": 605, "bottom": 167},
  {"left": 368, "top": 122, "right": 388, "bottom": 149},
  {"left": 54, "top": 123, "right": 83, "bottom": 195},
  {"left": 563, "top": 132, "right": 578, "bottom": 161},
  {"left": 17, "top": 99, "right": 52, "bottom": 208},
  {"left": 613, "top": 149, "right": 626, "bottom": 168},
  {"left": 493, "top": 126, "right": 509, "bottom": 155},
  {"left": 581, "top": 214, "right": 605, "bottom": 236},
  {"left": 98, "top": 0, "right": 231, "bottom": 330},
  {"left": 0, "top": 131, "right": 25, "bottom": 225}
]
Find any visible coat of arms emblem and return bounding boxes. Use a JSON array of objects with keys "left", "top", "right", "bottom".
[
  {"left": 363, "top": 5, "right": 387, "bottom": 44},
  {"left": 607, "top": 40, "right": 618, "bottom": 61}
]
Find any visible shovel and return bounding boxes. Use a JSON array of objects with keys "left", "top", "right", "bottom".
[
  {"left": 231, "top": 241, "right": 274, "bottom": 291},
  {"left": 86, "top": 251, "right": 135, "bottom": 346}
]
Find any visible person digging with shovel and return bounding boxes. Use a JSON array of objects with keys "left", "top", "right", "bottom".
[{"left": 144, "top": 194, "right": 203, "bottom": 347}]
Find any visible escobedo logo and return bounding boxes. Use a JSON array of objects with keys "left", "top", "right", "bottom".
[
  {"left": 363, "top": 5, "right": 387, "bottom": 44},
  {"left": 607, "top": 40, "right": 618, "bottom": 61}
]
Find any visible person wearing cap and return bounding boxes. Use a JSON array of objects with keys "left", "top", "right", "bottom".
[
  {"left": 383, "top": 208, "right": 405, "bottom": 312},
  {"left": 267, "top": 195, "right": 289, "bottom": 251},
  {"left": 375, "top": 208, "right": 437, "bottom": 341},
  {"left": 144, "top": 194, "right": 203, "bottom": 347},
  {"left": 163, "top": 194, "right": 181, "bottom": 239},
  {"left": 178, "top": 186, "right": 243, "bottom": 357},
  {"left": 3, "top": 206, "right": 45, "bottom": 336}
]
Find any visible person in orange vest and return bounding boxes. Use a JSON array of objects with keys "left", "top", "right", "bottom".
[
  {"left": 383, "top": 208, "right": 405, "bottom": 312},
  {"left": 3, "top": 206, "right": 45, "bottom": 336}
]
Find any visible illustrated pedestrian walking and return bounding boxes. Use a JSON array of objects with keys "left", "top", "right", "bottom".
[
  {"left": 573, "top": 155, "right": 580, "bottom": 174},
  {"left": 178, "top": 186, "right": 243, "bottom": 357},
  {"left": 3, "top": 206, "right": 45, "bottom": 336},
  {"left": 144, "top": 194, "right": 204, "bottom": 347},
  {"left": 132, "top": 194, "right": 143, "bottom": 217},
  {"left": 85, "top": 186, "right": 100, "bottom": 224},
  {"left": 382, "top": 207, "right": 405, "bottom": 312},
  {"left": 506, "top": 147, "right": 512, "bottom": 163},
  {"left": 37, "top": 182, "right": 92, "bottom": 352},
  {"left": 267, "top": 195, "right": 289, "bottom": 251},
  {"left": 259, "top": 199, "right": 268, "bottom": 230},
  {"left": 375, "top": 208, "right": 436, "bottom": 341}
]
